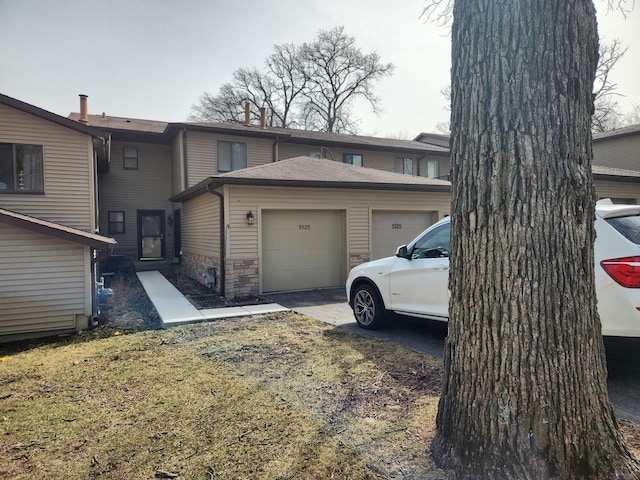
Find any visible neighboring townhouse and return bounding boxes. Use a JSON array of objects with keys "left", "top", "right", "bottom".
[
  {"left": 592, "top": 124, "right": 640, "bottom": 203},
  {"left": 414, "top": 130, "right": 640, "bottom": 204},
  {"left": 69, "top": 101, "right": 451, "bottom": 297},
  {"left": 0, "top": 94, "right": 115, "bottom": 341},
  {"left": 63, "top": 97, "right": 640, "bottom": 301}
]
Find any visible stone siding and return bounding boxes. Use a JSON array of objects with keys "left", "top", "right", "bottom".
[
  {"left": 181, "top": 251, "right": 220, "bottom": 292},
  {"left": 349, "top": 251, "right": 371, "bottom": 270},
  {"left": 228, "top": 257, "right": 259, "bottom": 297}
]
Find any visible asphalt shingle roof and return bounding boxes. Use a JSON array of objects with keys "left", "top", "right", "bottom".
[
  {"left": 218, "top": 156, "right": 451, "bottom": 185},
  {"left": 593, "top": 123, "right": 640, "bottom": 141},
  {"left": 0, "top": 208, "right": 117, "bottom": 250},
  {"left": 171, "top": 157, "right": 451, "bottom": 202},
  {"left": 68, "top": 113, "right": 169, "bottom": 134}
]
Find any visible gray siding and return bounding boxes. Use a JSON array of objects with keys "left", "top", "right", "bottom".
[
  {"left": 593, "top": 135, "right": 640, "bottom": 170},
  {"left": 0, "top": 103, "right": 95, "bottom": 231},
  {"left": 98, "top": 141, "right": 173, "bottom": 259},
  {"left": 0, "top": 224, "right": 89, "bottom": 336}
]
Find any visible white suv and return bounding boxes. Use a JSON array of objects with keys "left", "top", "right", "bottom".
[{"left": 346, "top": 201, "right": 640, "bottom": 337}]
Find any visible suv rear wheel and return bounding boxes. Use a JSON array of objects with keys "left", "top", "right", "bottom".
[{"left": 352, "top": 284, "right": 386, "bottom": 330}]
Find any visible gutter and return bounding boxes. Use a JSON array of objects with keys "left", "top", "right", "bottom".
[{"left": 206, "top": 184, "right": 225, "bottom": 296}]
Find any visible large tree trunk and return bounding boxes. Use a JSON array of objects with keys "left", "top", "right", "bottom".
[{"left": 431, "top": 1, "right": 640, "bottom": 478}]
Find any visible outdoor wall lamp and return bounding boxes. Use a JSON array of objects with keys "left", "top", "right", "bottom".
[
  {"left": 246, "top": 211, "right": 256, "bottom": 225},
  {"left": 167, "top": 214, "right": 173, "bottom": 226}
]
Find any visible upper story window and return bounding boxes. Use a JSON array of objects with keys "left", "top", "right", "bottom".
[
  {"left": 343, "top": 153, "right": 363, "bottom": 167},
  {"left": 218, "top": 141, "right": 247, "bottom": 172},
  {"left": 108, "top": 211, "right": 125, "bottom": 234},
  {"left": 419, "top": 159, "right": 439, "bottom": 178},
  {"left": 395, "top": 157, "right": 414, "bottom": 175},
  {"left": 309, "top": 151, "right": 323, "bottom": 159},
  {"left": 123, "top": 147, "right": 139, "bottom": 170},
  {"left": 0, "top": 143, "right": 44, "bottom": 193}
]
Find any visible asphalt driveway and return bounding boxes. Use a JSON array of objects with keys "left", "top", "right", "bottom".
[
  {"left": 265, "top": 288, "right": 640, "bottom": 424},
  {"left": 265, "top": 288, "right": 447, "bottom": 360}
]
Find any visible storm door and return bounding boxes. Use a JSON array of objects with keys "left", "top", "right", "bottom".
[{"left": 137, "top": 210, "right": 165, "bottom": 260}]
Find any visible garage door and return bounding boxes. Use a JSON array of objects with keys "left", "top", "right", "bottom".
[
  {"left": 262, "top": 210, "right": 344, "bottom": 292},
  {"left": 371, "top": 211, "right": 436, "bottom": 260}
]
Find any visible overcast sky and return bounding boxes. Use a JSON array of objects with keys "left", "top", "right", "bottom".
[{"left": 1, "top": 0, "right": 638, "bottom": 138}]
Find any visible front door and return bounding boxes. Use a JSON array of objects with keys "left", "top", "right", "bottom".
[{"left": 138, "top": 210, "right": 165, "bottom": 260}]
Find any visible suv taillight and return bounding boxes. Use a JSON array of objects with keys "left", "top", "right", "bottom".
[{"left": 600, "top": 256, "right": 640, "bottom": 288}]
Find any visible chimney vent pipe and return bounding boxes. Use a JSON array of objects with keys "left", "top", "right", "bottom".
[
  {"left": 79, "top": 94, "right": 89, "bottom": 124},
  {"left": 259, "top": 107, "right": 266, "bottom": 129},
  {"left": 244, "top": 102, "right": 251, "bottom": 126}
]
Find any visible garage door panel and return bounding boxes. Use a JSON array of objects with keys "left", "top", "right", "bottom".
[
  {"left": 262, "top": 210, "right": 343, "bottom": 292},
  {"left": 372, "top": 211, "right": 436, "bottom": 260}
]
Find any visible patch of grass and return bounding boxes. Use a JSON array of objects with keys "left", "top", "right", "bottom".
[{"left": 1, "top": 313, "right": 450, "bottom": 479}]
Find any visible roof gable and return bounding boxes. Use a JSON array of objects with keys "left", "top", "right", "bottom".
[
  {"left": 0, "top": 93, "right": 102, "bottom": 138},
  {"left": 0, "top": 208, "right": 116, "bottom": 250}
]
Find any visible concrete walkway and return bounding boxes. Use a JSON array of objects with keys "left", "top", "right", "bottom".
[{"left": 136, "top": 271, "right": 288, "bottom": 327}]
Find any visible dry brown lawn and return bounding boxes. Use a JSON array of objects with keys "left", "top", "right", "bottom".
[{"left": 1, "top": 273, "right": 638, "bottom": 479}]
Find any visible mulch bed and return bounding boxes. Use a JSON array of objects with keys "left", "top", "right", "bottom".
[{"left": 160, "top": 270, "right": 269, "bottom": 309}]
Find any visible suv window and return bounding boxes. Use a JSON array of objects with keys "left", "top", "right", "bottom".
[
  {"left": 606, "top": 215, "right": 640, "bottom": 245},
  {"left": 411, "top": 223, "right": 450, "bottom": 259}
]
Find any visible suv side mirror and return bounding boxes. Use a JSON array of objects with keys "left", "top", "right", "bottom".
[{"left": 396, "top": 245, "right": 409, "bottom": 259}]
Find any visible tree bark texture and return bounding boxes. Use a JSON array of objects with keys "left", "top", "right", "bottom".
[{"left": 431, "top": 1, "right": 640, "bottom": 478}]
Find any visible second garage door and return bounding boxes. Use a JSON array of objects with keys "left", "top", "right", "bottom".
[
  {"left": 371, "top": 211, "right": 436, "bottom": 260},
  {"left": 262, "top": 210, "right": 344, "bottom": 292}
]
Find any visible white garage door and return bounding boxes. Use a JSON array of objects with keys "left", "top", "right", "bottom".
[
  {"left": 371, "top": 211, "right": 436, "bottom": 260},
  {"left": 262, "top": 210, "right": 344, "bottom": 292}
]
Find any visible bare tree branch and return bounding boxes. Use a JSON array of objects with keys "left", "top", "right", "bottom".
[{"left": 190, "top": 26, "right": 393, "bottom": 133}]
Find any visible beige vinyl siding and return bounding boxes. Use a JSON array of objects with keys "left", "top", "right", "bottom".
[
  {"left": 594, "top": 179, "right": 640, "bottom": 204},
  {"left": 186, "top": 131, "right": 274, "bottom": 188},
  {"left": 277, "top": 143, "right": 449, "bottom": 177},
  {"left": 98, "top": 141, "right": 173, "bottom": 258},
  {"left": 593, "top": 135, "right": 640, "bottom": 170},
  {"left": 225, "top": 185, "right": 450, "bottom": 292},
  {"left": 0, "top": 103, "right": 95, "bottom": 231},
  {"left": 277, "top": 143, "right": 413, "bottom": 170},
  {"left": 171, "top": 132, "right": 184, "bottom": 195},
  {"left": 0, "top": 224, "right": 88, "bottom": 336},
  {"left": 181, "top": 193, "right": 219, "bottom": 257}
]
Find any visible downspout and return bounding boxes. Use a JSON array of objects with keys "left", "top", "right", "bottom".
[
  {"left": 182, "top": 128, "right": 189, "bottom": 190},
  {"left": 206, "top": 184, "right": 225, "bottom": 296},
  {"left": 272, "top": 137, "right": 279, "bottom": 162}
]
